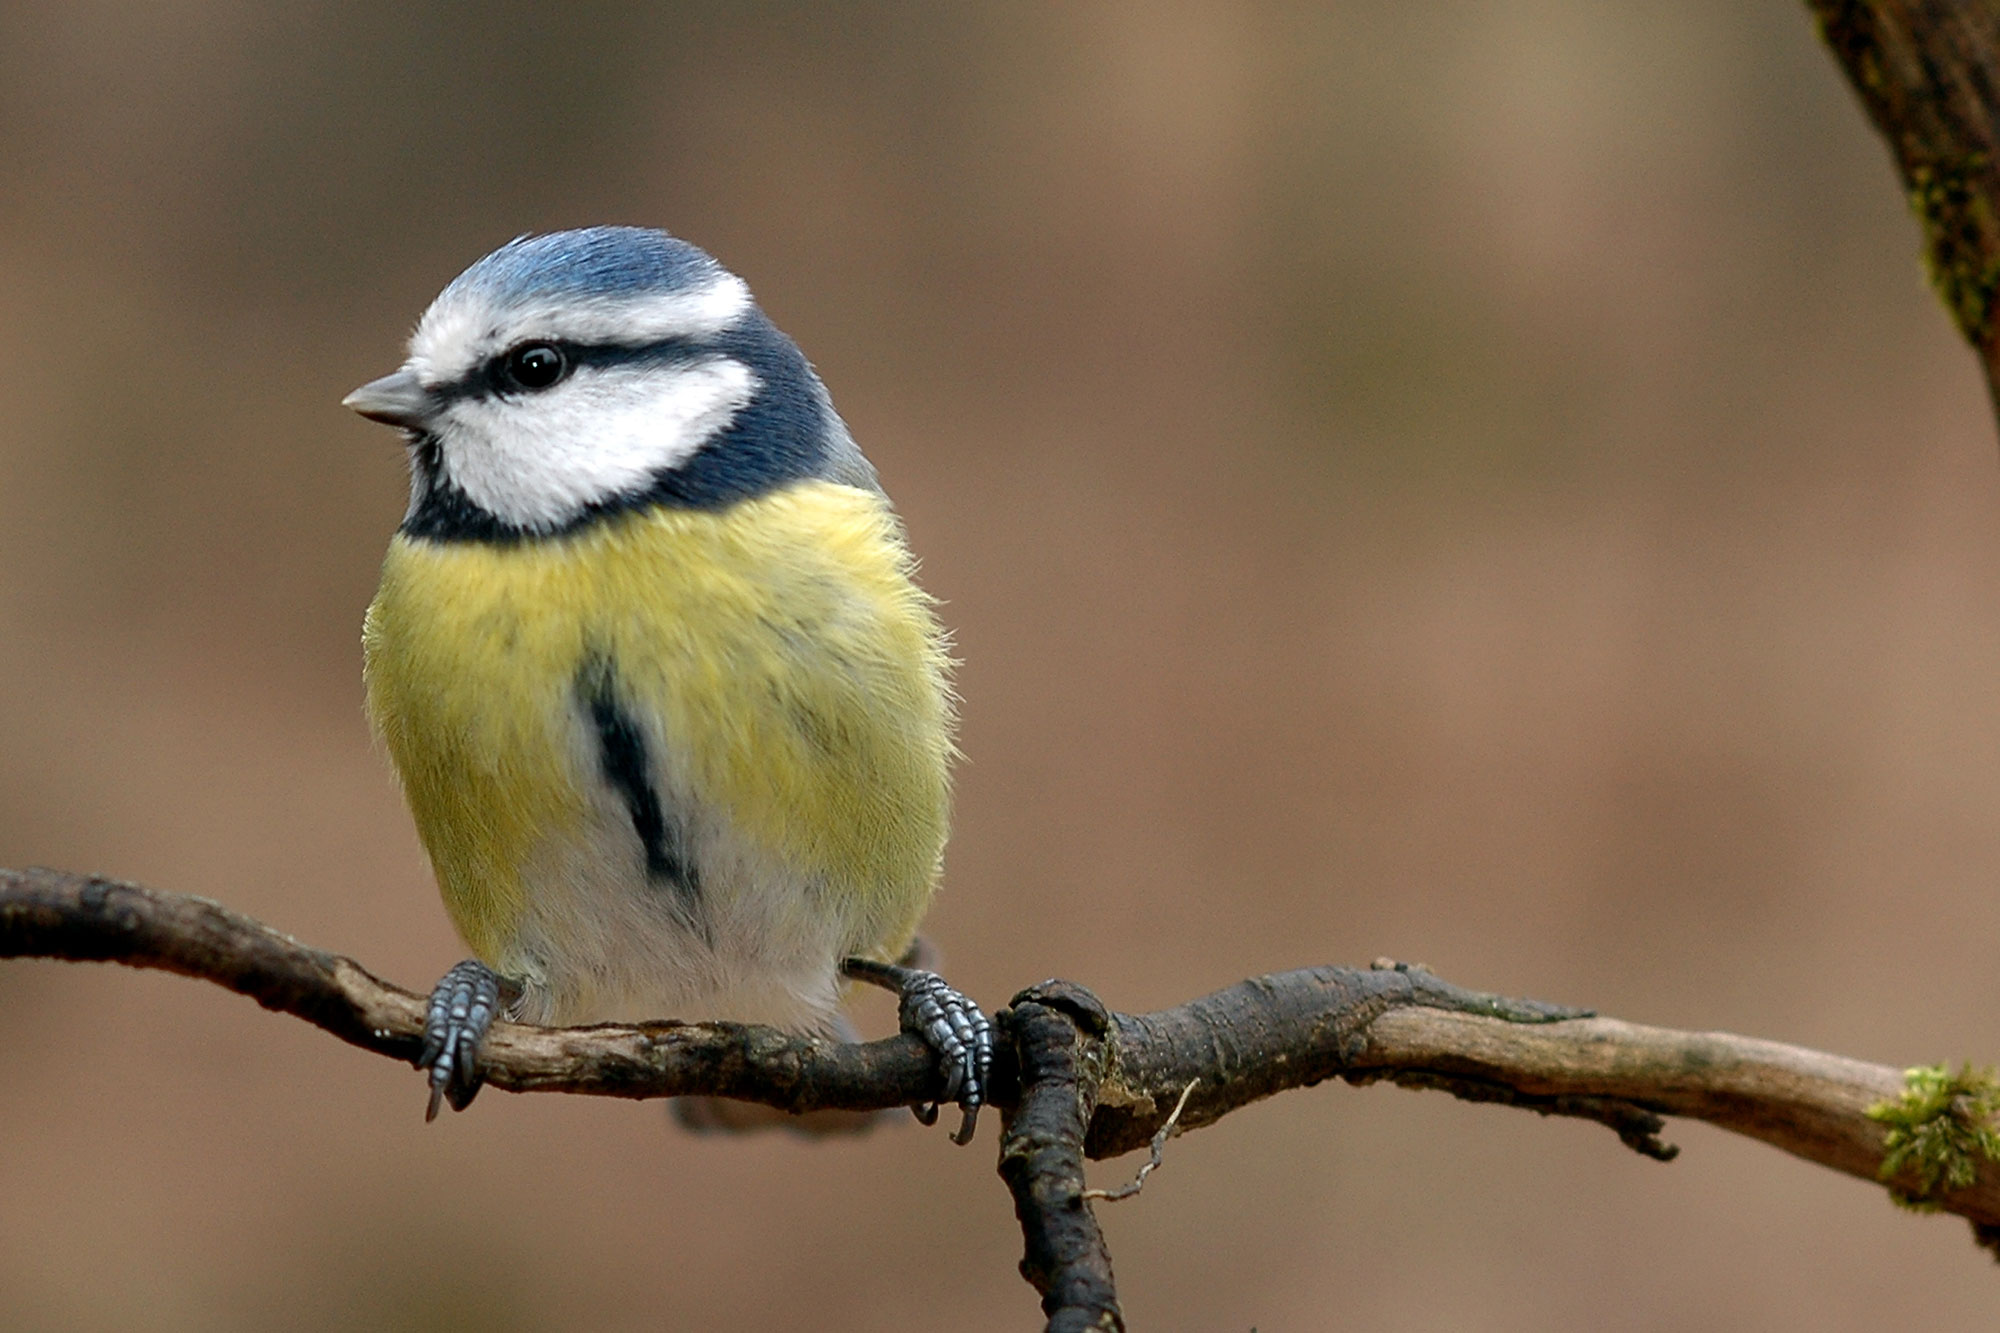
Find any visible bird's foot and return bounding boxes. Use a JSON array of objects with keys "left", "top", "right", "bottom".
[
  {"left": 418, "top": 959, "right": 520, "bottom": 1121},
  {"left": 842, "top": 956, "right": 994, "bottom": 1145}
]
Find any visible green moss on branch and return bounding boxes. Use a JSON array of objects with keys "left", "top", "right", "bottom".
[
  {"left": 1909, "top": 159, "right": 2000, "bottom": 347},
  {"left": 1868, "top": 1063, "right": 2000, "bottom": 1210}
]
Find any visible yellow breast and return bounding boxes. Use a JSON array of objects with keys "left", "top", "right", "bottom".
[{"left": 362, "top": 480, "right": 954, "bottom": 977}]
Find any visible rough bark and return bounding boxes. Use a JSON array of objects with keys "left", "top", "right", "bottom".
[
  {"left": 5, "top": 867, "right": 1995, "bottom": 1330},
  {"left": 1810, "top": 0, "right": 2000, "bottom": 401}
]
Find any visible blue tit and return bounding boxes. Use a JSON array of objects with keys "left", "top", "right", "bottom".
[{"left": 343, "top": 227, "right": 992, "bottom": 1139}]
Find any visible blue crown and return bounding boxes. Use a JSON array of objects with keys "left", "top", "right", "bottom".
[{"left": 446, "top": 227, "right": 727, "bottom": 308}]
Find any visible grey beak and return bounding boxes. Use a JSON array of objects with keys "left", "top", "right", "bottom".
[{"left": 342, "top": 369, "right": 434, "bottom": 429}]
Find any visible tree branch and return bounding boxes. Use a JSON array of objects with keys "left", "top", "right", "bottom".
[
  {"left": 1809, "top": 0, "right": 2000, "bottom": 400},
  {"left": 6, "top": 864, "right": 1997, "bottom": 1331},
  {"left": 999, "top": 982, "right": 1124, "bottom": 1332}
]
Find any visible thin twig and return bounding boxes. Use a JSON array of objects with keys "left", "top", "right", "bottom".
[
  {"left": 5, "top": 865, "right": 2000, "bottom": 1315},
  {"left": 1084, "top": 1078, "right": 1198, "bottom": 1203}
]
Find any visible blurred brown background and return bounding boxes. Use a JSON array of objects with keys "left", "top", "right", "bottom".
[{"left": 2, "top": 2, "right": 1996, "bottom": 1329}]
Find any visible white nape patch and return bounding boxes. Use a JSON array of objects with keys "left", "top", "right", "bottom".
[
  {"left": 407, "top": 272, "right": 753, "bottom": 386},
  {"left": 433, "top": 356, "right": 758, "bottom": 529}
]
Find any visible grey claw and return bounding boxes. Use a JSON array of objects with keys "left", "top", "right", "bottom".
[
  {"left": 839, "top": 956, "right": 994, "bottom": 1144},
  {"left": 420, "top": 959, "right": 504, "bottom": 1121},
  {"left": 893, "top": 969, "right": 994, "bottom": 1144},
  {"left": 951, "top": 1104, "right": 979, "bottom": 1147}
]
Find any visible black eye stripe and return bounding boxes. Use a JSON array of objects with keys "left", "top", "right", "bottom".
[
  {"left": 431, "top": 337, "right": 710, "bottom": 405},
  {"left": 562, "top": 339, "right": 709, "bottom": 373}
]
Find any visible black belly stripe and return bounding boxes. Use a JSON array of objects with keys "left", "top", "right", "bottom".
[{"left": 576, "top": 659, "right": 701, "bottom": 910}]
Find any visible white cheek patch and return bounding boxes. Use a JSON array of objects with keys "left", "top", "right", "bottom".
[
  {"left": 435, "top": 357, "right": 760, "bottom": 530},
  {"left": 406, "top": 273, "right": 753, "bottom": 386}
]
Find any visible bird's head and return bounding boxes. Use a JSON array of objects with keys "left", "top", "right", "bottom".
[{"left": 345, "top": 227, "right": 873, "bottom": 541}]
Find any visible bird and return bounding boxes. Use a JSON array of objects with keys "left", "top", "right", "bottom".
[{"left": 343, "top": 226, "right": 991, "bottom": 1140}]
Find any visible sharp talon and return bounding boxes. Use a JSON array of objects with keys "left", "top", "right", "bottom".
[
  {"left": 418, "top": 959, "right": 507, "bottom": 1121},
  {"left": 842, "top": 958, "right": 992, "bottom": 1145},
  {"left": 912, "top": 1101, "right": 941, "bottom": 1127}
]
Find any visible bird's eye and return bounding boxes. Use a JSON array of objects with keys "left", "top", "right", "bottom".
[{"left": 500, "top": 342, "right": 569, "bottom": 392}]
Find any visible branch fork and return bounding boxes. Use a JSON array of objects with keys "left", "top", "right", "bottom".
[{"left": 6, "top": 868, "right": 1996, "bottom": 1329}]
